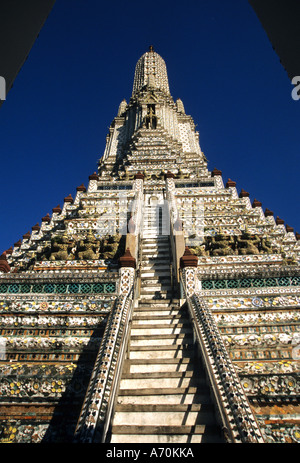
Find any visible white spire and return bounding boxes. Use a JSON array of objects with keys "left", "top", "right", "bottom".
[
  {"left": 117, "top": 99, "right": 127, "bottom": 116},
  {"left": 132, "top": 46, "right": 170, "bottom": 96},
  {"left": 176, "top": 98, "right": 185, "bottom": 114}
]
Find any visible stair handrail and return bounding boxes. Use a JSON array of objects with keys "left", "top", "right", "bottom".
[
  {"left": 100, "top": 291, "right": 135, "bottom": 442},
  {"left": 180, "top": 276, "right": 265, "bottom": 443},
  {"left": 73, "top": 290, "right": 134, "bottom": 443},
  {"left": 165, "top": 176, "right": 184, "bottom": 283},
  {"left": 99, "top": 187, "right": 144, "bottom": 441},
  {"left": 99, "top": 191, "right": 143, "bottom": 441},
  {"left": 135, "top": 193, "right": 145, "bottom": 299}
]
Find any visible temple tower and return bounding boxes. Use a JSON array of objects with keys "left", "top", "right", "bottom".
[{"left": 0, "top": 47, "right": 299, "bottom": 444}]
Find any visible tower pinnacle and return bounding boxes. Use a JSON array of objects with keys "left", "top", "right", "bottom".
[{"left": 132, "top": 47, "right": 170, "bottom": 96}]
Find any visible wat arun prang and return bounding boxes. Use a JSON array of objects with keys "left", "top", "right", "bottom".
[{"left": 0, "top": 47, "right": 299, "bottom": 443}]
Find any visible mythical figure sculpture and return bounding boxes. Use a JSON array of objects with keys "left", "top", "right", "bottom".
[
  {"left": 77, "top": 231, "right": 100, "bottom": 260},
  {"left": 208, "top": 231, "right": 236, "bottom": 256},
  {"left": 121, "top": 167, "right": 135, "bottom": 181},
  {"left": 100, "top": 234, "right": 121, "bottom": 259},
  {"left": 116, "top": 166, "right": 133, "bottom": 181},
  {"left": 48, "top": 233, "right": 76, "bottom": 261},
  {"left": 260, "top": 236, "right": 274, "bottom": 254},
  {"left": 145, "top": 105, "right": 157, "bottom": 129},
  {"left": 236, "top": 228, "right": 260, "bottom": 255},
  {"left": 280, "top": 246, "right": 297, "bottom": 265},
  {"left": 176, "top": 168, "right": 190, "bottom": 179},
  {"left": 191, "top": 243, "right": 209, "bottom": 256}
]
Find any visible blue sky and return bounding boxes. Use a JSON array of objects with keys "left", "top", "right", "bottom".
[{"left": 0, "top": 0, "right": 299, "bottom": 253}]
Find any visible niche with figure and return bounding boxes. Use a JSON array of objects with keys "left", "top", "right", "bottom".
[{"left": 145, "top": 104, "right": 157, "bottom": 129}]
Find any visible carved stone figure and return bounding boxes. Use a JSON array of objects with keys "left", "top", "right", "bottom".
[
  {"left": 260, "top": 236, "right": 274, "bottom": 254},
  {"left": 145, "top": 105, "right": 157, "bottom": 129},
  {"left": 77, "top": 231, "right": 100, "bottom": 260},
  {"left": 281, "top": 251, "right": 297, "bottom": 265},
  {"left": 100, "top": 234, "right": 121, "bottom": 259},
  {"left": 236, "top": 229, "right": 260, "bottom": 255},
  {"left": 192, "top": 243, "right": 209, "bottom": 256},
  {"left": 176, "top": 168, "right": 190, "bottom": 179},
  {"left": 209, "top": 232, "right": 236, "bottom": 256},
  {"left": 48, "top": 233, "right": 76, "bottom": 261},
  {"left": 122, "top": 167, "right": 135, "bottom": 181},
  {"left": 142, "top": 170, "right": 152, "bottom": 180}
]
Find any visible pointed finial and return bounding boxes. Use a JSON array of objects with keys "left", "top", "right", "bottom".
[{"left": 149, "top": 45, "right": 154, "bottom": 52}]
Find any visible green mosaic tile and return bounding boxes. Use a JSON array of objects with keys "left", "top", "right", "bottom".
[
  {"left": 226, "top": 279, "right": 239, "bottom": 288},
  {"left": 202, "top": 280, "right": 213, "bottom": 289},
  {"left": 239, "top": 279, "right": 251, "bottom": 288},
  {"left": 252, "top": 279, "right": 264, "bottom": 287},
  {"left": 19, "top": 284, "right": 31, "bottom": 293},
  {"left": 80, "top": 283, "right": 92, "bottom": 294},
  {"left": 0, "top": 284, "right": 8, "bottom": 293},
  {"left": 265, "top": 278, "right": 277, "bottom": 287},
  {"left": 31, "top": 284, "right": 44, "bottom": 293},
  {"left": 201, "top": 276, "right": 300, "bottom": 290},
  {"left": 68, "top": 283, "right": 79, "bottom": 293},
  {"left": 8, "top": 284, "right": 19, "bottom": 294},
  {"left": 291, "top": 276, "right": 300, "bottom": 286},
  {"left": 93, "top": 283, "right": 104, "bottom": 293},
  {"left": 214, "top": 280, "right": 226, "bottom": 289},
  {"left": 0, "top": 281, "right": 116, "bottom": 294},
  {"left": 277, "top": 277, "right": 290, "bottom": 287},
  {"left": 44, "top": 283, "right": 55, "bottom": 293},
  {"left": 105, "top": 283, "right": 116, "bottom": 293},
  {"left": 55, "top": 284, "right": 67, "bottom": 294}
]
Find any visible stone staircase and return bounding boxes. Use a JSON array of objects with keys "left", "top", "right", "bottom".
[{"left": 107, "top": 211, "right": 224, "bottom": 443}]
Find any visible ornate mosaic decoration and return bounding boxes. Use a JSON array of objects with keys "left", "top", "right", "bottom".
[{"left": 0, "top": 46, "right": 299, "bottom": 443}]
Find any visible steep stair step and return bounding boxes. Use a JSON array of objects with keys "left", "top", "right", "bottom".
[
  {"left": 131, "top": 320, "right": 191, "bottom": 329},
  {"left": 127, "top": 358, "right": 195, "bottom": 373},
  {"left": 139, "top": 274, "right": 171, "bottom": 280},
  {"left": 130, "top": 332, "right": 192, "bottom": 344},
  {"left": 109, "top": 424, "right": 223, "bottom": 443},
  {"left": 141, "top": 244, "right": 170, "bottom": 249},
  {"left": 138, "top": 299, "right": 178, "bottom": 305},
  {"left": 141, "top": 261, "right": 171, "bottom": 266},
  {"left": 142, "top": 237, "right": 169, "bottom": 241},
  {"left": 117, "top": 385, "right": 211, "bottom": 404},
  {"left": 128, "top": 342, "right": 194, "bottom": 351},
  {"left": 140, "top": 271, "right": 172, "bottom": 278},
  {"left": 139, "top": 289, "right": 173, "bottom": 296},
  {"left": 127, "top": 349, "right": 195, "bottom": 361},
  {"left": 130, "top": 334, "right": 193, "bottom": 347},
  {"left": 135, "top": 302, "right": 182, "bottom": 309},
  {"left": 133, "top": 310, "right": 185, "bottom": 317},
  {"left": 119, "top": 371, "right": 201, "bottom": 388},
  {"left": 132, "top": 314, "right": 189, "bottom": 324},
  {"left": 140, "top": 282, "right": 172, "bottom": 290},
  {"left": 141, "top": 248, "right": 170, "bottom": 253},
  {"left": 142, "top": 249, "right": 170, "bottom": 255},
  {"left": 139, "top": 293, "right": 173, "bottom": 300},
  {"left": 141, "top": 262, "right": 171, "bottom": 269},
  {"left": 140, "top": 283, "right": 172, "bottom": 291},
  {"left": 143, "top": 234, "right": 164, "bottom": 239},
  {"left": 131, "top": 327, "right": 192, "bottom": 337},
  {"left": 112, "top": 403, "right": 216, "bottom": 427}
]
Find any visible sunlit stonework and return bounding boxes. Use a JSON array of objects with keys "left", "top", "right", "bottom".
[{"left": 0, "top": 47, "right": 299, "bottom": 444}]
